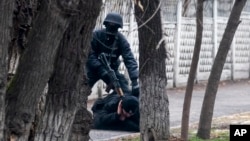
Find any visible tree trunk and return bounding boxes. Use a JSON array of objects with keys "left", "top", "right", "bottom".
[
  {"left": 182, "top": 0, "right": 191, "bottom": 17},
  {"left": 181, "top": 0, "right": 203, "bottom": 141},
  {"left": 33, "top": 1, "right": 102, "bottom": 140},
  {"left": 68, "top": 108, "right": 93, "bottom": 141},
  {"left": 134, "top": 0, "right": 169, "bottom": 140},
  {"left": 4, "top": 0, "right": 80, "bottom": 140},
  {"left": 197, "top": 0, "right": 247, "bottom": 139},
  {"left": 8, "top": 0, "right": 38, "bottom": 76},
  {"left": 0, "top": 1, "right": 15, "bottom": 140}
]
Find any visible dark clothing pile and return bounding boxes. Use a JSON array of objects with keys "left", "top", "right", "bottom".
[{"left": 91, "top": 92, "right": 140, "bottom": 132}]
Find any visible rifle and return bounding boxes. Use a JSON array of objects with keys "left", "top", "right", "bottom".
[{"left": 98, "top": 53, "right": 124, "bottom": 97}]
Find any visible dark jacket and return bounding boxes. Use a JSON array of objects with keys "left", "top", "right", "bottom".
[
  {"left": 91, "top": 93, "right": 139, "bottom": 132},
  {"left": 86, "top": 29, "right": 138, "bottom": 81}
]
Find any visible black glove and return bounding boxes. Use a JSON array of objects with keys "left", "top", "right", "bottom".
[
  {"left": 131, "top": 80, "right": 139, "bottom": 97},
  {"left": 98, "top": 66, "right": 112, "bottom": 84}
]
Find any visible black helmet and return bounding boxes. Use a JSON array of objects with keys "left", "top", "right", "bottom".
[{"left": 103, "top": 12, "right": 123, "bottom": 28}]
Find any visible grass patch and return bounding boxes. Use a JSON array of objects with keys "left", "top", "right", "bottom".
[
  {"left": 116, "top": 129, "right": 230, "bottom": 141},
  {"left": 188, "top": 129, "right": 229, "bottom": 141},
  {"left": 109, "top": 113, "right": 250, "bottom": 141}
]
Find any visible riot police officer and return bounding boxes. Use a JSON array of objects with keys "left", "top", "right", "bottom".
[{"left": 86, "top": 12, "right": 139, "bottom": 97}]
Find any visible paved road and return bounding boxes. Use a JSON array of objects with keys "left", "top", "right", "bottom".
[{"left": 88, "top": 79, "right": 250, "bottom": 141}]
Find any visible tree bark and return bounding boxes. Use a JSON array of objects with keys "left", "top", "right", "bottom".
[
  {"left": 197, "top": 0, "right": 247, "bottom": 139},
  {"left": 182, "top": 0, "right": 191, "bottom": 17},
  {"left": 0, "top": 1, "right": 15, "bottom": 140},
  {"left": 33, "top": 1, "right": 102, "bottom": 141},
  {"left": 8, "top": 0, "right": 39, "bottom": 76},
  {"left": 134, "top": 0, "right": 170, "bottom": 140},
  {"left": 68, "top": 108, "right": 93, "bottom": 141},
  {"left": 181, "top": 0, "right": 203, "bottom": 141},
  {"left": 5, "top": 0, "right": 80, "bottom": 140}
]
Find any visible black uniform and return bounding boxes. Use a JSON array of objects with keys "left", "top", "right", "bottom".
[
  {"left": 91, "top": 92, "right": 140, "bottom": 132},
  {"left": 86, "top": 29, "right": 139, "bottom": 93}
]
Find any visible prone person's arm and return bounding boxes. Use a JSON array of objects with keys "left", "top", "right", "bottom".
[{"left": 98, "top": 109, "right": 120, "bottom": 125}]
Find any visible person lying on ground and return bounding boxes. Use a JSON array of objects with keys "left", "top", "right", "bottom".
[{"left": 91, "top": 91, "right": 139, "bottom": 132}]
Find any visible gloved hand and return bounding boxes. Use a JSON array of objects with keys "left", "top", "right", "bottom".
[
  {"left": 98, "top": 66, "right": 110, "bottom": 84},
  {"left": 131, "top": 79, "right": 139, "bottom": 97}
]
